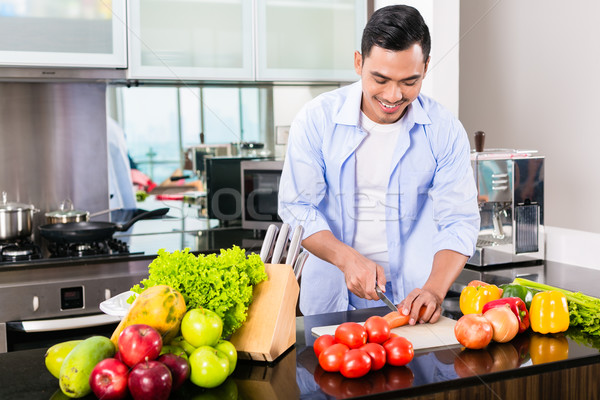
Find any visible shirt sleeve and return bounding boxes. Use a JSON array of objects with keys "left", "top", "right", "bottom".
[
  {"left": 278, "top": 105, "right": 332, "bottom": 238},
  {"left": 429, "top": 118, "right": 480, "bottom": 257}
]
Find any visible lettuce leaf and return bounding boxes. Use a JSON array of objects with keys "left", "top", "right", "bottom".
[{"left": 130, "top": 246, "right": 268, "bottom": 337}]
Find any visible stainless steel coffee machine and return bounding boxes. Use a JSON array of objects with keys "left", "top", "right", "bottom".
[{"left": 467, "top": 131, "right": 545, "bottom": 266}]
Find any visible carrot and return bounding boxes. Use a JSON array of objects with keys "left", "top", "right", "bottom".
[
  {"left": 382, "top": 307, "right": 427, "bottom": 329},
  {"left": 382, "top": 311, "right": 410, "bottom": 328}
]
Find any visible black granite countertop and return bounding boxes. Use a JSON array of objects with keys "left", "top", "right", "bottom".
[{"left": 2, "top": 261, "right": 600, "bottom": 399}]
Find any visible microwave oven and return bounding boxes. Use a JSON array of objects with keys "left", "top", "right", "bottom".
[
  {"left": 205, "top": 156, "right": 267, "bottom": 225},
  {"left": 240, "top": 160, "right": 284, "bottom": 231}
]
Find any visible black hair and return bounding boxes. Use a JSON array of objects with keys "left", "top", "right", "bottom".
[{"left": 361, "top": 5, "right": 431, "bottom": 62}]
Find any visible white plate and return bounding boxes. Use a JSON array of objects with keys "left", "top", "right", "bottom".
[{"left": 99, "top": 291, "right": 137, "bottom": 318}]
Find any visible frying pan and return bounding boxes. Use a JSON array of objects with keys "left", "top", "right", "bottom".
[{"left": 38, "top": 208, "right": 170, "bottom": 243}]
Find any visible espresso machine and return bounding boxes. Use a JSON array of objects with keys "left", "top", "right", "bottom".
[{"left": 467, "top": 131, "right": 545, "bottom": 266}]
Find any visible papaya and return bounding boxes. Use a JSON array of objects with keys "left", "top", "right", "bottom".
[
  {"left": 59, "top": 336, "right": 115, "bottom": 398},
  {"left": 110, "top": 285, "right": 187, "bottom": 348}
]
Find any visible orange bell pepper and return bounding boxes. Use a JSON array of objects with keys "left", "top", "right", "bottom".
[
  {"left": 529, "top": 333, "right": 569, "bottom": 364},
  {"left": 529, "top": 291, "right": 570, "bottom": 334},
  {"left": 459, "top": 281, "right": 502, "bottom": 314}
]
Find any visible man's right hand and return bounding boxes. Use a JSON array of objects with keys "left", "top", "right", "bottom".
[
  {"left": 302, "top": 230, "right": 386, "bottom": 300},
  {"left": 339, "top": 252, "right": 386, "bottom": 300}
]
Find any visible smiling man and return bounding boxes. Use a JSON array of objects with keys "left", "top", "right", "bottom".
[{"left": 279, "top": 5, "right": 479, "bottom": 323}]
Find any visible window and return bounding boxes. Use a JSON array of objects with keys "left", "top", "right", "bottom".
[{"left": 115, "top": 85, "right": 270, "bottom": 184}]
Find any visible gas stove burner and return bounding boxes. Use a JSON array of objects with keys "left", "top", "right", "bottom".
[
  {"left": 0, "top": 241, "right": 42, "bottom": 262},
  {"left": 47, "top": 238, "right": 130, "bottom": 258}
]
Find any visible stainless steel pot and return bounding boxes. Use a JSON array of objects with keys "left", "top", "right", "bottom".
[
  {"left": 0, "top": 191, "right": 39, "bottom": 240},
  {"left": 45, "top": 199, "right": 89, "bottom": 224}
]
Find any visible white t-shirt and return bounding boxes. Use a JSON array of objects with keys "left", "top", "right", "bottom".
[{"left": 354, "top": 111, "right": 405, "bottom": 278}]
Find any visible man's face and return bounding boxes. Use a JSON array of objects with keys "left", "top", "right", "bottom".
[{"left": 354, "top": 44, "right": 429, "bottom": 124}]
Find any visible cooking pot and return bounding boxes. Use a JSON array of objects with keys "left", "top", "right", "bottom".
[
  {"left": 45, "top": 199, "right": 89, "bottom": 224},
  {"left": 0, "top": 191, "right": 39, "bottom": 240}
]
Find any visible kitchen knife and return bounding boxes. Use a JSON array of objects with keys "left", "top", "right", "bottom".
[
  {"left": 271, "top": 223, "right": 290, "bottom": 264},
  {"left": 293, "top": 251, "right": 309, "bottom": 280},
  {"left": 259, "top": 224, "right": 279, "bottom": 262},
  {"left": 375, "top": 286, "right": 398, "bottom": 313},
  {"left": 285, "top": 225, "right": 304, "bottom": 266}
]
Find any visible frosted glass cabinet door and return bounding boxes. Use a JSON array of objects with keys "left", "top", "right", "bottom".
[
  {"left": 0, "top": 0, "right": 126, "bottom": 68},
  {"left": 128, "top": 0, "right": 254, "bottom": 80},
  {"left": 256, "top": 0, "right": 365, "bottom": 82}
]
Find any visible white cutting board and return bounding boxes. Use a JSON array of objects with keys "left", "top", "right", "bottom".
[{"left": 311, "top": 316, "right": 460, "bottom": 352}]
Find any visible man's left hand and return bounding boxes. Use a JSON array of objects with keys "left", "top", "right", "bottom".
[{"left": 398, "top": 288, "right": 443, "bottom": 325}]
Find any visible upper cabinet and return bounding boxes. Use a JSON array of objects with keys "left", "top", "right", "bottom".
[
  {"left": 256, "top": 0, "right": 365, "bottom": 82},
  {"left": 128, "top": 0, "right": 365, "bottom": 82},
  {"left": 0, "top": 0, "right": 127, "bottom": 68},
  {"left": 128, "top": 0, "right": 254, "bottom": 80}
]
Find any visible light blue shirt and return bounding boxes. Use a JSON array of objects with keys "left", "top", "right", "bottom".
[{"left": 279, "top": 81, "right": 479, "bottom": 316}]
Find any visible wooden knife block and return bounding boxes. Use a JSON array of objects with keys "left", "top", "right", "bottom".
[{"left": 229, "top": 263, "right": 299, "bottom": 362}]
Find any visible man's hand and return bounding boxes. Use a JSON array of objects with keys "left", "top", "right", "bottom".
[
  {"left": 301, "top": 230, "right": 386, "bottom": 300},
  {"left": 398, "top": 287, "right": 443, "bottom": 325},
  {"left": 398, "top": 249, "right": 469, "bottom": 325},
  {"left": 338, "top": 252, "right": 386, "bottom": 301}
]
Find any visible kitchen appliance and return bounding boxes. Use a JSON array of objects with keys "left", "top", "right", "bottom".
[
  {"left": 0, "top": 255, "right": 151, "bottom": 353},
  {"left": 240, "top": 159, "right": 284, "bottom": 231},
  {"left": 0, "top": 209, "right": 171, "bottom": 352},
  {"left": 205, "top": 156, "right": 271, "bottom": 226},
  {"left": 468, "top": 131, "right": 545, "bottom": 266}
]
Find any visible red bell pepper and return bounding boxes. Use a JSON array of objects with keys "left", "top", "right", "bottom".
[{"left": 482, "top": 297, "right": 530, "bottom": 333}]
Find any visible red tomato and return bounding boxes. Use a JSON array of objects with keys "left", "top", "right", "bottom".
[
  {"left": 454, "top": 314, "right": 493, "bottom": 349},
  {"left": 383, "top": 336, "right": 414, "bottom": 366},
  {"left": 360, "top": 342, "right": 386, "bottom": 371},
  {"left": 318, "top": 343, "right": 349, "bottom": 372},
  {"left": 313, "top": 334, "right": 336, "bottom": 358},
  {"left": 339, "top": 349, "right": 372, "bottom": 379},
  {"left": 364, "top": 316, "right": 391, "bottom": 344},
  {"left": 335, "top": 322, "right": 368, "bottom": 349}
]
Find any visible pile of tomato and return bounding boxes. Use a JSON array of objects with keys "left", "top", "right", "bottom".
[{"left": 314, "top": 316, "right": 414, "bottom": 379}]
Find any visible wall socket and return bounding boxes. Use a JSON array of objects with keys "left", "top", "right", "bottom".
[{"left": 275, "top": 125, "right": 290, "bottom": 145}]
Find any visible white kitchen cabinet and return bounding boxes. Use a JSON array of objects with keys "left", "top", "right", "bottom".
[
  {"left": 256, "top": 0, "right": 365, "bottom": 82},
  {"left": 0, "top": 0, "right": 126, "bottom": 68},
  {"left": 128, "top": 0, "right": 364, "bottom": 82},
  {"left": 128, "top": 0, "right": 254, "bottom": 80}
]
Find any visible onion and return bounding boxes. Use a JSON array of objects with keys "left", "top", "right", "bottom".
[
  {"left": 454, "top": 314, "right": 493, "bottom": 349},
  {"left": 483, "top": 305, "right": 519, "bottom": 343}
]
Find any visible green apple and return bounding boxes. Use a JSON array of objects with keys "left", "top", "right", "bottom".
[
  {"left": 160, "top": 344, "right": 189, "bottom": 360},
  {"left": 214, "top": 340, "right": 237, "bottom": 375},
  {"left": 170, "top": 336, "right": 197, "bottom": 356},
  {"left": 189, "top": 346, "right": 230, "bottom": 388},
  {"left": 181, "top": 308, "right": 223, "bottom": 348}
]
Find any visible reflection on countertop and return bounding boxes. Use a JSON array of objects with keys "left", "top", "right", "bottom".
[{"left": 111, "top": 197, "right": 267, "bottom": 256}]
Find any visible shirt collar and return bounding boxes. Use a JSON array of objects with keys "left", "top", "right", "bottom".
[{"left": 333, "top": 80, "right": 432, "bottom": 127}]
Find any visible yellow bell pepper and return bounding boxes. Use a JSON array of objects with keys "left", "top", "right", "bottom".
[
  {"left": 529, "top": 333, "right": 569, "bottom": 364},
  {"left": 459, "top": 282, "right": 502, "bottom": 314},
  {"left": 529, "top": 291, "right": 570, "bottom": 334}
]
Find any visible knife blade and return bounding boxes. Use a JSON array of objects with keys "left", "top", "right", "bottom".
[{"left": 375, "top": 286, "right": 398, "bottom": 313}]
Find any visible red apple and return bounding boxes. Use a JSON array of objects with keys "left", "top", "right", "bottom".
[
  {"left": 118, "top": 324, "right": 163, "bottom": 367},
  {"left": 158, "top": 353, "right": 190, "bottom": 390},
  {"left": 114, "top": 350, "right": 124, "bottom": 363},
  {"left": 89, "top": 358, "right": 129, "bottom": 400},
  {"left": 128, "top": 360, "right": 172, "bottom": 400}
]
